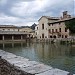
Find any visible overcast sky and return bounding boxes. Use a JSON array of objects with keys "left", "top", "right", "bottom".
[{"left": 0, "top": 0, "right": 75, "bottom": 26}]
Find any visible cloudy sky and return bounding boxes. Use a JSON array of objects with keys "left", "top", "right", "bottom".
[{"left": 0, "top": 0, "right": 74, "bottom": 26}]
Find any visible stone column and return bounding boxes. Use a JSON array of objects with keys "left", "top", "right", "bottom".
[
  {"left": 12, "top": 35, "right": 14, "bottom": 40},
  {"left": 21, "top": 35, "right": 23, "bottom": 40},
  {"left": 2, "top": 35, "right": 4, "bottom": 40}
]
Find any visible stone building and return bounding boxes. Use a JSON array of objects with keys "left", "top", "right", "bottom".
[
  {"left": 35, "top": 11, "right": 74, "bottom": 39},
  {"left": 19, "top": 27, "right": 33, "bottom": 33},
  {"left": 0, "top": 25, "right": 33, "bottom": 41},
  {"left": 0, "top": 25, "right": 19, "bottom": 31}
]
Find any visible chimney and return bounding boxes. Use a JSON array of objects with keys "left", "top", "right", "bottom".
[{"left": 63, "top": 11, "right": 68, "bottom": 18}]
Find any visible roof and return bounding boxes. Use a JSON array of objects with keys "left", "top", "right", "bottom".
[
  {"left": 38, "top": 16, "right": 60, "bottom": 21},
  {"left": 0, "top": 31, "right": 31, "bottom": 35},
  {"left": 48, "top": 17, "right": 75, "bottom": 24},
  {"left": 0, "top": 25, "right": 18, "bottom": 28}
]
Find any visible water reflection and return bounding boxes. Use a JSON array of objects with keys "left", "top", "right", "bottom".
[{"left": 0, "top": 42, "right": 75, "bottom": 73}]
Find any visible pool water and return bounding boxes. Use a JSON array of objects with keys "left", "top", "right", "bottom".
[{"left": 0, "top": 42, "right": 75, "bottom": 73}]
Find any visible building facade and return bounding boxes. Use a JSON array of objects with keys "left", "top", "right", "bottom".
[
  {"left": 0, "top": 25, "right": 33, "bottom": 41},
  {"left": 35, "top": 11, "right": 74, "bottom": 39},
  {"left": 19, "top": 27, "right": 33, "bottom": 33},
  {"left": 0, "top": 25, "right": 19, "bottom": 31}
]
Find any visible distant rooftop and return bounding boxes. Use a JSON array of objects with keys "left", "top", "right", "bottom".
[
  {"left": 38, "top": 11, "right": 74, "bottom": 21},
  {"left": 38, "top": 16, "right": 60, "bottom": 21},
  {"left": 0, "top": 25, "right": 17, "bottom": 28},
  {"left": 44, "top": 16, "right": 60, "bottom": 20},
  {"left": 48, "top": 17, "right": 75, "bottom": 24}
]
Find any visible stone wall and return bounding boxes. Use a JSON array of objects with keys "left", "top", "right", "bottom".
[{"left": 0, "top": 56, "right": 33, "bottom": 75}]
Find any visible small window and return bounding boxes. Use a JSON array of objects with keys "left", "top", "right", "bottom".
[
  {"left": 45, "top": 36, "right": 47, "bottom": 38},
  {"left": 40, "top": 36, "right": 41, "bottom": 38},
  {"left": 42, "top": 34, "right": 44, "bottom": 38},
  {"left": 65, "top": 35, "right": 67, "bottom": 38},
  {"left": 65, "top": 28, "right": 67, "bottom": 32},
  {"left": 52, "top": 29, "right": 54, "bottom": 33},
  {"left": 37, "top": 27, "right": 38, "bottom": 30},
  {"left": 42, "top": 24, "right": 44, "bottom": 29},
  {"left": 50, "top": 36, "right": 52, "bottom": 38},
  {"left": 49, "top": 24, "right": 51, "bottom": 26},
  {"left": 59, "top": 28, "right": 61, "bottom": 32},
  {"left": 62, "top": 35, "right": 64, "bottom": 38},
  {"left": 49, "top": 29, "right": 51, "bottom": 33},
  {"left": 36, "top": 32, "right": 37, "bottom": 35},
  {"left": 56, "top": 29, "right": 58, "bottom": 32}
]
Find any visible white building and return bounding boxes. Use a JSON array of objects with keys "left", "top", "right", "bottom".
[{"left": 35, "top": 11, "right": 74, "bottom": 39}]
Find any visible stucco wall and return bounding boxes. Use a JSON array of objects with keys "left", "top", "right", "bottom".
[{"left": 38, "top": 17, "right": 48, "bottom": 39}]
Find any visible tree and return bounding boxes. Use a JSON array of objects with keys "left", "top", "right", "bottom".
[{"left": 65, "top": 18, "right": 75, "bottom": 34}]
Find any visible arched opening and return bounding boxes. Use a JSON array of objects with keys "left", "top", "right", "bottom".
[
  {"left": 50, "top": 36, "right": 52, "bottom": 38},
  {"left": 53, "top": 35, "right": 56, "bottom": 38}
]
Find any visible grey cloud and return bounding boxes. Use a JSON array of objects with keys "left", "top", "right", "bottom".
[{"left": 0, "top": 0, "right": 74, "bottom": 26}]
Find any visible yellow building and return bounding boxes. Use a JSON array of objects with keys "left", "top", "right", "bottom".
[
  {"left": 0, "top": 25, "right": 19, "bottom": 31},
  {"left": 0, "top": 25, "right": 33, "bottom": 41},
  {"left": 19, "top": 27, "right": 33, "bottom": 33}
]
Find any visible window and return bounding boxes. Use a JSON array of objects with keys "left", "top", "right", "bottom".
[
  {"left": 56, "top": 29, "right": 58, "bottom": 32},
  {"left": 37, "top": 27, "right": 38, "bottom": 30},
  {"left": 49, "top": 24, "right": 51, "bottom": 26},
  {"left": 50, "top": 36, "right": 52, "bottom": 38},
  {"left": 59, "top": 28, "right": 61, "bottom": 32},
  {"left": 65, "top": 28, "right": 67, "bottom": 32},
  {"left": 36, "top": 32, "right": 37, "bottom": 35},
  {"left": 52, "top": 29, "right": 54, "bottom": 33},
  {"left": 65, "top": 35, "right": 67, "bottom": 38},
  {"left": 45, "top": 36, "right": 47, "bottom": 38},
  {"left": 40, "top": 36, "right": 41, "bottom": 38},
  {"left": 53, "top": 35, "right": 56, "bottom": 38},
  {"left": 49, "top": 29, "right": 51, "bottom": 33},
  {"left": 42, "top": 34, "right": 44, "bottom": 38},
  {"left": 42, "top": 24, "right": 44, "bottom": 29},
  {"left": 62, "top": 35, "right": 64, "bottom": 38}
]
